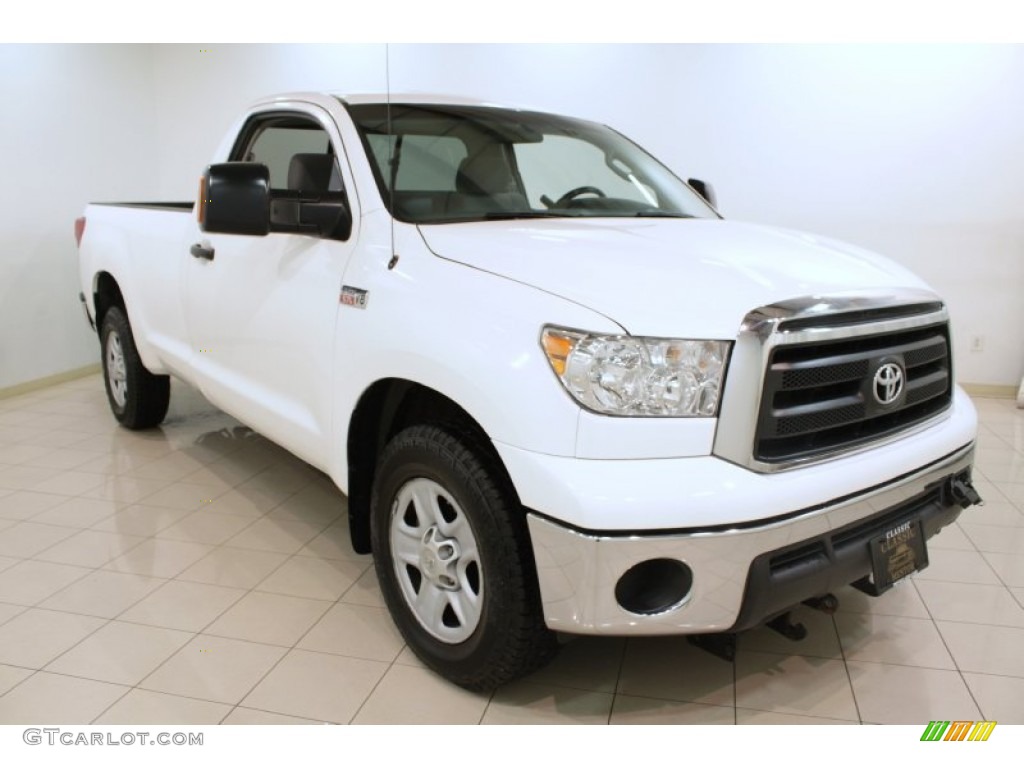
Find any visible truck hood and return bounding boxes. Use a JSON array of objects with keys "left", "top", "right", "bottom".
[{"left": 417, "top": 219, "right": 932, "bottom": 338}]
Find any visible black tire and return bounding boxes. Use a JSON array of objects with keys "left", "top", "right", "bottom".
[
  {"left": 370, "top": 425, "right": 557, "bottom": 691},
  {"left": 99, "top": 306, "right": 170, "bottom": 430}
]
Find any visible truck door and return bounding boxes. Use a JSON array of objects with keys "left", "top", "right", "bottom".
[{"left": 184, "top": 105, "right": 358, "bottom": 467}]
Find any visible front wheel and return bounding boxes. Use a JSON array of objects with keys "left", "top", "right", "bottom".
[
  {"left": 100, "top": 306, "right": 170, "bottom": 429},
  {"left": 370, "top": 425, "right": 557, "bottom": 691}
]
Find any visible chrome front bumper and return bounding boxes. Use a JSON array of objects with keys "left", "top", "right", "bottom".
[{"left": 526, "top": 442, "right": 976, "bottom": 635}]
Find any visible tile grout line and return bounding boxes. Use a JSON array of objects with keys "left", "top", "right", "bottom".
[
  {"left": 346, "top": 652, "right": 398, "bottom": 724},
  {"left": 198, "top": 556, "right": 344, "bottom": 725},
  {"left": 731, "top": 636, "right": 739, "bottom": 725},
  {"left": 910, "top": 578, "right": 987, "bottom": 720},
  {"left": 605, "top": 634, "right": 630, "bottom": 725},
  {"left": 1010, "top": 588, "right": 1024, "bottom": 613},
  {"left": 8, "top": 387, "right": 1024, "bottom": 723},
  {"left": 16, "top": 499, "right": 310, "bottom": 725},
  {"left": 284, "top": 565, "right": 397, "bottom": 725},
  {"left": 29, "top": 562, "right": 206, "bottom": 725},
  {"left": 213, "top": 611, "right": 331, "bottom": 724},
  {"left": 477, "top": 683, "right": 498, "bottom": 725},
  {"left": 831, "top": 612, "right": 865, "bottom": 725},
  {"left": 113, "top": 514, "right": 338, "bottom": 722},
  {"left": 0, "top": 607, "right": 122, "bottom": 710}
]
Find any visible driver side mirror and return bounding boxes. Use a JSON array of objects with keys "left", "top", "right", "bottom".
[
  {"left": 199, "top": 163, "right": 271, "bottom": 236},
  {"left": 688, "top": 178, "right": 717, "bottom": 209},
  {"left": 199, "top": 162, "right": 351, "bottom": 240}
]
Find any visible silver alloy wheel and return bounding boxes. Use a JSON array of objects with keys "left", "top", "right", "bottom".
[
  {"left": 390, "top": 477, "right": 483, "bottom": 643},
  {"left": 105, "top": 330, "right": 128, "bottom": 408}
]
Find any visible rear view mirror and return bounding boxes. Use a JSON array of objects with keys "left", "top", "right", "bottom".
[
  {"left": 199, "top": 163, "right": 270, "bottom": 236},
  {"left": 688, "top": 178, "right": 717, "bottom": 209}
]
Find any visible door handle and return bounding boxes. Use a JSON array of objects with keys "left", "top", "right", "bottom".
[{"left": 190, "top": 242, "right": 215, "bottom": 261}]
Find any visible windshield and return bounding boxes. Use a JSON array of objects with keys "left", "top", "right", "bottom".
[{"left": 345, "top": 102, "right": 718, "bottom": 224}]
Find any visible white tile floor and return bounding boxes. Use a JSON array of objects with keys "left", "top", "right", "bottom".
[{"left": 0, "top": 375, "right": 1022, "bottom": 724}]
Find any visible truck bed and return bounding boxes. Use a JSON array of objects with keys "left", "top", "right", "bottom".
[{"left": 90, "top": 201, "right": 194, "bottom": 212}]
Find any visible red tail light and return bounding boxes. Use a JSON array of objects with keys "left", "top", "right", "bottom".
[{"left": 74, "top": 216, "right": 86, "bottom": 247}]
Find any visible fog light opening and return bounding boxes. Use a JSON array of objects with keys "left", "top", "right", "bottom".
[{"left": 615, "top": 558, "right": 693, "bottom": 615}]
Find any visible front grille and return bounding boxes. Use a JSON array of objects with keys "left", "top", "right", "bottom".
[{"left": 754, "top": 322, "right": 952, "bottom": 462}]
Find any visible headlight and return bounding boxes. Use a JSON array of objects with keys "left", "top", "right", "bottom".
[{"left": 541, "top": 326, "right": 730, "bottom": 417}]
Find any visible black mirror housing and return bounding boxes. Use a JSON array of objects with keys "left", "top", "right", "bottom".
[
  {"left": 687, "top": 178, "right": 717, "bottom": 209},
  {"left": 301, "top": 195, "right": 352, "bottom": 241},
  {"left": 199, "top": 163, "right": 270, "bottom": 236}
]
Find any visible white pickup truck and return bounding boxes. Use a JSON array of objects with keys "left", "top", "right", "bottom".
[{"left": 76, "top": 91, "right": 981, "bottom": 690}]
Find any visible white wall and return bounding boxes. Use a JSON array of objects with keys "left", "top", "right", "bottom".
[
  {"left": 5, "top": 44, "right": 1021, "bottom": 390},
  {"left": 0, "top": 44, "right": 159, "bottom": 390},
  {"left": 152, "top": 44, "right": 388, "bottom": 203},
  {"left": 149, "top": 43, "right": 1024, "bottom": 387},
  {"left": 671, "top": 45, "right": 1024, "bottom": 389}
]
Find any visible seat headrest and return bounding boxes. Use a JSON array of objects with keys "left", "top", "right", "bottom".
[
  {"left": 456, "top": 145, "right": 518, "bottom": 196},
  {"left": 288, "top": 153, "right": 335, "bottom": 193}
]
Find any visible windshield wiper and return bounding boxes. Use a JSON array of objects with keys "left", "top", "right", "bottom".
[
  {"left": 631, "top": 211, "right": 695, "bottom": 218},
  {"left": 481, "top": 211, "right": 576, "bottom": 221},
  {"left": 476, "top": 211, "right": 694, "bottom": 222}
]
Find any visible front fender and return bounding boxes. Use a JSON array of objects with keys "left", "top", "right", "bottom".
[{"left": 329, "top": 224, "right": 621, "bottom": 490}]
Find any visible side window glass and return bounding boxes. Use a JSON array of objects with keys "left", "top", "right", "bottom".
[
  {"left": 237, "top": 117, "right": 344, "bottom": 194},
  {"left": 234, "top": 114, "right": 350, "bottom": 240}
]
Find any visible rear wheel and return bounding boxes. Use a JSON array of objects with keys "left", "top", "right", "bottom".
[
  {"left": 100, "top": 306, "right": 170, "bottom": 429},
  {"left": 370, "top": 425, "right": 557, "bottom": 691}
]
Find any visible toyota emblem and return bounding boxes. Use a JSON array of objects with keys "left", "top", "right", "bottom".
[{"left": 873, "top": 362, "right": 904, "bottom": 406}]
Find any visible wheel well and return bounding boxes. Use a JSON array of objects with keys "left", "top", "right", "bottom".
[
  {"left": 346, "top": 380, "right": 513, "bottom": 554},
  {"left": 93, "top": 272, "right": 125, "bottom": 333}
]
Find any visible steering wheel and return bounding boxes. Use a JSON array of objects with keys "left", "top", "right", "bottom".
[{"left": 545, "top": 186, "right": 607, "bottom": 208}]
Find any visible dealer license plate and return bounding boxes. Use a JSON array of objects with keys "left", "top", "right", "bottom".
[{"left": 867, "top": 518, "right": 929, "bottom": 593}]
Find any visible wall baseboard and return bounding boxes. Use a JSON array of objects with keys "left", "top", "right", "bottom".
[
  {"left": 0, "top": 364, "right": 102, "bottom": 401},
  {"left": 960, "top": 382, "right": 1018, "bottom": 399}
]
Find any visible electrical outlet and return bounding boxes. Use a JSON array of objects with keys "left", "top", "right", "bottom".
[{"left": 970, "top": 335, "right": 985, "bottom": 353}]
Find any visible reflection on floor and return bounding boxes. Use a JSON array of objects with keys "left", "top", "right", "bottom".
[{"left": 1, "top": 375, "right": 1023, "bottom": 724}]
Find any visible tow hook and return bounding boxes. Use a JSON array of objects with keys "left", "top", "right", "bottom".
[
  {"left": 803, "top": 593, "right": 840, "bottom": 614},
  {"left": 687, "top": 632, "right": 737, "bottom": 662},
  {"left": 946, "top": 476, "right": 983, "bottom": 508},
  {"left": 766, "top": 611, "right": 807, "bottom": 641}
]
